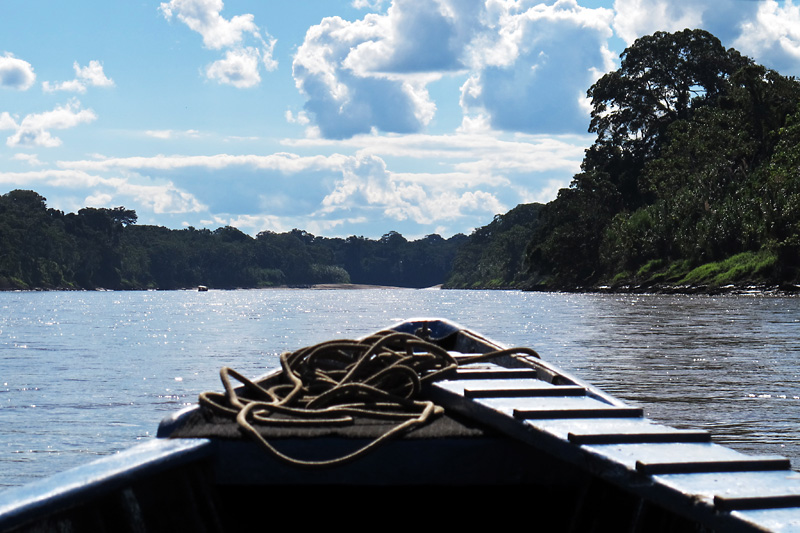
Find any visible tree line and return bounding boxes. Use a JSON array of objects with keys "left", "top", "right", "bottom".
[
  {"left": 524, "top": 29, "right": 800, "bottom": 290},
  {"left": 448, "top": 29, "right": 800, "bottom": 291},
  {"left": 0, "top": 189, "right": 465, "bottom": 290}
]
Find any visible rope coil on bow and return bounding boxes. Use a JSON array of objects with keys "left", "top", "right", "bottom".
[{"left": 199, "top": 330, "right": 540, "bottom": 467}]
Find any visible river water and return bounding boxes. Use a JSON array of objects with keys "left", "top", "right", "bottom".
[{"left": 1, "top": 289, "right": 799, "bottom": 489}]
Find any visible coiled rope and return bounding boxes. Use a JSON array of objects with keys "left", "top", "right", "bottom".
[{"left": 199, "top": 330, "right": 539, "bottom": 467}]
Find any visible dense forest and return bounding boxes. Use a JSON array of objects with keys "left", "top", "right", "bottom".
[
  {"left": 449, "top": 29, "right": 800, "bottom": 291},
  {"left": 444, "top": 203, "right": 543, "bottom": 288},
  {"left": 0, "top": 189, "right": 465, "bottom": 290},
  {"left": 522, "top": 29, "right": 800, "bottom": 290},
  {"left": 5, "top": 29, "right": 800, "bottom": 292}
]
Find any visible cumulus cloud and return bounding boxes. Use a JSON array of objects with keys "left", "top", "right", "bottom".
[
  {"left": 318, "top": 154, "right": 506, "bottom": 225},
  {"left": 160, "top": 0, "right": 256, "bottom": 49},
  {"left": 294, "top": 0, "right": 615, "bottom": 138},
  {"left": 343, "top": 0, "right": 481, "bottom": 75},
  {"left": 160, "top": 0, "right": 277, "bottom": 87},
  {"left": 610, "top": 0, "right": 800, "bottom": 74},
  {"left": 293, "top": 16, "right": 430, "bottom": 138},
  {"left": 735, "top": 0, "right": 800, "bottom": 73},
  {"left": 42, "top": 60, "right": 114, "bottom": 93},
  {"left": 0, "top": 111, "right": 17, "bottom": 130},
  {"left": 612, "top": 0, "right": 705, "bottom": 45},
  {"left": 3, "top": 100, "right": 97, "bottom": 148},
  {"left": 293, "top": 0, "right": 489, "bottom": 138},
  {"left": 0, "top": 53, "right": 36, "bottom": 90},
  {"left": 461, "top": 0, "right": 615, "bottom": 134},
  {"left": 205, "top": 47, "right": 262, "bottom": 88}
]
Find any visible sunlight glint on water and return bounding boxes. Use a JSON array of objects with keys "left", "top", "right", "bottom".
[{"left": 1, "top": 289, "right": 799, "bottom": 488}]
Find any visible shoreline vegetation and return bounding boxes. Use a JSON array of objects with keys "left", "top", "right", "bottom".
[{"left": 4, "top": 30, "right": 800, "bottom": 296}]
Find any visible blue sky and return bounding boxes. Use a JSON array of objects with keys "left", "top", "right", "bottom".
[{"left": 1, "top": 0, "right": 799, "bottom": 239}]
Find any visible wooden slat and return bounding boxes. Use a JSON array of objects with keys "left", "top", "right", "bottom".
[
  {"left": 454, "top": 368, "right": 540, "bottom": 380},
  {"left": 465, "top": 385, "right": 587, "bottom": 399},
  {"left": 514, "top": 407, "right": 643, "bottom": 420},
  {"left": 636, "top": 457, "right": 791, "bottom": 475},
  {"left": 714, "top": 494, "right": 800, "bottom": 511},
  {"left": 568, "top": 430, "right": 711, "bottom": 445}
]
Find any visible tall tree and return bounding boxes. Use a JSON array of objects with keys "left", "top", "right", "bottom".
[
  {"left": 588, "top": 29, "right": 749, "bottom": 166},
  {"left": 528, "top": 30, "right": 757, "bottom": 287}
]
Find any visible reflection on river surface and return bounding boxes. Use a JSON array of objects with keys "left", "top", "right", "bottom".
[{"left": 1, "top": 289, "right": 798, "bottom": 488}]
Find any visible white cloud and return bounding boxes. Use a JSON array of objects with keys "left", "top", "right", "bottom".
[
  {"left": 293, "top": 0, "right": 486, "bottom": 139},
  {"left": 58, "top": 152, "right": 346, "bottom": 173},
  {"left": 43, "top": 60, "right": 114, "bottom": 94},
  {"left": 42, "top": 79, "right": 84, "bottom": 93},
  {"left": 60, "top": 131, "right": 587, "bottom": 201},
  {"left": 47, "top": 129, "right": 585, "bottom": 236},
  {"left": 85, "top": 192, "right": 113, "bottom": 206},
  {"left": 12, "top": 153, "right": 43, "bottom": 166},
  {"left": 75, "top": 60, "right": 115, "bottom": 88},
  {"left": 609, "top": 0, "right": 800, "bottom": 74},
  {"left": 212, "top": 213, "right": 289, "bottom": 234},
  {"left": 145, "top": 129, "right": 201, "bottom": 139},
  {"left": 206, "top": 47, "right": 262, "bottom": 88},
  {"left": 145, "top": 130, "right": 173, "bottom": 139},
  {"left": 294, "top": 0, "right": 615, "bottom": 138},
  {"left": 612, "top": 0, "right": 705, "bottom": 45},
  {"left": 318, "top": 154, "right": 506, "bottom": 225},
  {"left": 461, "top": 0, "right": 615, "bottom": 134},
  {"left": 0, "top": 168, "right": 206, "bottom": 215},
  {"left": 160, "top": 0, "right": 256, "bottom": 49},
  {"left": 5, "top": 100, "right": 97, "bottom": 148},
  {"left": 0, "top": 169, "right": 105, "bottom": 188},
  {"left": 285, "top": 110, "right": 311, "bottom": 125},
  {"left": 343, "top": 0, "right": 480, "bottom": 75},
  {"left": 283, "top": 130, "right": 588, "bottom": 181},
  {"left": 160, "top": 0, "right": 277, "bottom": 87},
  {"left": 294, "top": 15, "right": 430, "bottom": 138},
  {"left": 517, "top": 178, "right": 570, "bottom": 204},
  {"left": 352, "top": 0, "right": 386, "bottom": 9},
  {"left": 51, "top": 149, "right": 520, "bottom": 230},
  {"left": 0, "top": 53, "right": 36, "bottom": 90},
  {"left": 735, "top": 0, "right": 800, "bottom": 73},
  {"left": 224, "top": 135, "right": 260, "bottom": 142},
  {"left": 108, "top": 179, "right": 206, "bottom": 214},
  {"left": 0, "top": 111, "right": 17, "bottom": 130}
]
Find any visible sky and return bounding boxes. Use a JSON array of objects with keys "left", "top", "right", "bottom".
[{"left": 2, "top": 0, "right": 800, "bottom": 239}]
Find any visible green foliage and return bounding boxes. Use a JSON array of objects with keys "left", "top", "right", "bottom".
[
  {"left": 0, "top": 190, "right": 128, "bottom": 289},
  {"left": 0, "top": 190, "right": 464, "bottom": 290},
  {"left": 679, "top": 251, "right": 777, "bottom": 286},
  {"left": 588, "top": 29, "right": 748, "bottom": 165},
  {"left": 525, "top": 28, "right": 800, "bottom": 290},
  {"left": 445, "top": 203, "right": 543, "bottom": 289}
]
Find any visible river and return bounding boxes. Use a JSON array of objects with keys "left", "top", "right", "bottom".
[{"left": 1, "top": 289, "right": 798, "bottom": 489}]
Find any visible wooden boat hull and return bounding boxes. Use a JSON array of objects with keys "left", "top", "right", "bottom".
[{"left": 3, "top": 318, "right": 800, "bottom": 532}]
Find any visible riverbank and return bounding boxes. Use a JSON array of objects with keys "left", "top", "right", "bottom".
[
  {"left": 306, "top": 283, "right": 415, "bottom": 290},
  {"left": 520, "top": 282, "right": 800, "bottom": 296}
]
